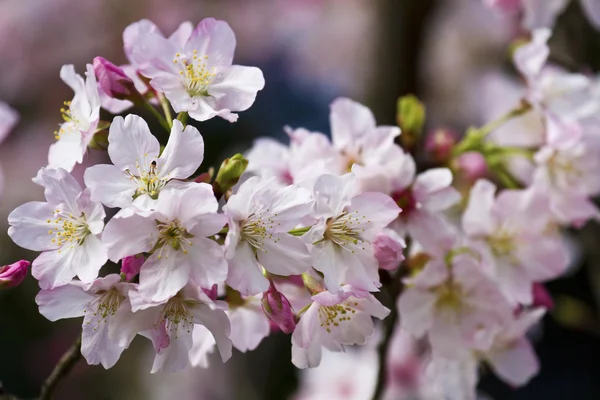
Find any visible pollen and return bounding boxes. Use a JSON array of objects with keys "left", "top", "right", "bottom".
[
  {"left": 173, "top": 51, "right": 217, "bottom": 97},
  {"left": 47, "top": 209, "right": 91, "bottom": 248},
  {"left": 322, "top": 210, "right": 367, "bottom": 252},
  {"left": 240, "top": 211, "right": 280, "bottom": 253},
  {"left": 159, "top": 295, "right": 194, "bottom": 339},
  {"left": 318, "top": 301, "right": 358, "bottom": 333}
]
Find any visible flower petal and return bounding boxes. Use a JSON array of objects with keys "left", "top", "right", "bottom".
[
  {"left": 84, "top": 164, "right": 136, "bottom": 208},
  {"left": 108, "top": 114, "right": 160, "bottom": 172},
  {"left": 158, "top": 120, "right": 205, "bottom": 180}
]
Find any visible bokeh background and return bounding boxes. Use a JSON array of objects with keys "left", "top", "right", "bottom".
[{"left": 2, "top": 0, "right": 600, "bottom": 399}]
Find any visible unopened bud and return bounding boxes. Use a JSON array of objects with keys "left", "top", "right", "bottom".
[
  {"left": 425, "top": 129, "right": 456, "bottom": 163},
  {"left": 88, "top": 129, "right": 109, "bottom": 151},
  {"left": 120, "top": 254, "right": 144, "bottom": 281},
  {"left": 373, "top": 229, "right": 406, "bottom": 271},
  {"left": 195, "top": 167, "right": 214, "bottom": 184},
  {"left": 397, "top": 94, "right": 426, "bottom": 148},
  {"left": 0, "top": 260, "right": 30, "bottom": 288},
  {"left": 214, "top": 154, "right": 248, "bottom": 197},
  {"left": 532, "top": 283, "right": 554, "bottom": 309},
  {"left": 93, "top": 57, "right": 140, "bottom": 102},
  {"left": 261, "top": 283, "right": 296, "bottom": 334},
  {"left": 455, "top": 151, "right": 488, "bottom": 183}
]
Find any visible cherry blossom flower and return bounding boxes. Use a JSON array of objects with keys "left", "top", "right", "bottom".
[
  {"left": 291, "top": 285, "right": 389, "bottom": 369},
  {"left": 48, "top": 64, "right": 100, "bottom": 172},
  {"left": 84, "top": 114, "right": 204, "bottom": 209},
  {"left": 131, "top": 18, "right": 265, "bottom": 122},
  {"left": 36, "top": 274, "right": 135, "bottom": 369},
  {"left": 112, "top": 284, "right": 232, "bottom": 373},
  {"left": 373, "top": 228, "right": 406, "bottom": 271},
  {"left": 462, "top": 179, "right": 568, "bottom": 304},
  {"left": 307, "top": 173, "right": 400, "bottom": 292},
  {"left": 0, "top": 260, "right": 30, "bottom": 289},
  {"left": 223, "top": 176, "right": 313, "bottom": 295},
  {"left": 8, "top": 168, "right": 107, "bottom": 289},
  {"left": 398, "top": 250, "right": 513, "bottom": 358},
  {"left": 103, "top": 185, "right": 227, "bottom": 302}
]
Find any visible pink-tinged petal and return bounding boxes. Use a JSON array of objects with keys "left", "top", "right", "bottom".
[
  {"left": 121, "top": 254, "right": 145, "bottom": 281},
  {"left": 257, "top": 233, "right": 311, "bottom": 276},
  {"left": 36, "top": 283, "right": 92, "bottom": 321},
  {"left": 60, "top": 64, "right": 86, "bottom": 94},
  {"left": 313, "top": 173, "right": 355, "bottom": 217},
  {"left": 291, "top": 340, "right": 322, "bottom": 369},
  {"left": 339, "top": 244, "right": 380, "bottom": 292},
  {"left": 189, "top": 213, "right": 227, "bottom": 238},
  {"left": 108, "top": 114, "right": 160, "bottom": 172},
  {"left": 225, "top": 241, "right": 269, "bottom": 296},
  {"left": 132, "top": 32, "right": 180, "bottom": 77},
  {"left": 550, "top": 190, "right": 600, "bottom": 226},
  {"left": 190, "top": 304, "right": 232, "bottom": 362},
  {"left": 245, "top": 137, "right": 290, "bottom": 180},
  {"left": 209, "top": 65, "right": 265, "bottom": 112},
  {"left": 32, "top": 249, "right": 78, "bottom": 290},
  {"left": 373, "top": 229, "right": 406, "bottom": 271},
  {"left": 8, "top": 202, "right": 59, "bottom": 251},
  {"left": 150, "top": 327, "right": 194, "bottom": 373},
  {"left": 513, "top": 27, "right": 551, "bottom": 77},
  {"left": 71, "top": 235, "right": 107, "bottom": 284},
  {"left": 103, "top": 212, "right": 157, "bottom": 262},
  {"left": 186, "top": 237, "right": 228, "bottom": 288},
  {"left": 189, "top": 325, "right": 216, "bottom": 368},
  {"left": 111, "top": 298, "right": 159, "bottom": 347},
  {"left": 292, "top": 302, "right": 320, "bottom": 348},
  {"left": 487, "top": 338, "right": 539, "bottom": 386},
  {"left": 143, "top": 319, "right": 170, "bottom": 353},
  {"left": 81, "top": 312, "right": 127, "bottom": 369},
  {"left": 346, "top": 192, "right": 400, "bottom": 237},
  {"left": 329, "top": 97, "right": 376, "bottom": 150},
  {"left": 84, "top": 164, "right": 136, "bottom": 208},
  {"left": 158, "top": 120, "right": 205, "bottom": 180},
  {"left": 494, "top": 260, "right": 535, "bottom": 305},
  {"left": 139, "top": 250, "right": 190, "bottom": 302},
  {"left": 412, "top": 168, "right": 453, "bottom": 201},
  {"left": 187, "top": 97, "right": 239, "bottom": 122},
  {"left": 155, "top": 184, "right": 219, "bottom": 228},
  {"left": 38, "top": 167, "right": 82, "bottom": 214},
  {"left": 224, "top": 176, "right": 270, "bottom": 221},
  {"left": 398, "top": 288, "right": 436, "bottom": 337},
  {"left": 47, "top": 134, "right": 83, "bottom": 172},
  {"left": 406, "top": 211, "right": 458, "bottom": 252},
  {"left": 355, "top": 294, "right": 391, "bottom": 320},
  {"left": 522, "top": 0, "right": 568, "bottom": 30},
  {"left": 311, "top": 241, "right": 345, "bottom": 292},
  {"left": 462, "top": 179, "right": 497, "bottom": 237},
  {"left": 123, "top": 19, "right": 160, "bottom": 62},
  {"left": 259, "top": 184, "right": 313, "bottom": 230},
  {"left": 169, "top": 21, "right": 193, "bottom": 47},
  {"left": 516, "top": 235, "right": 568, "bottom": 281},
  {"left": 423, "top": 186, "right": 461, "bottom": 212},
  {"left": 228, "top": 302, "right": 270, "bottom": 352},
  {"left": 185, "top": 18, "right": 236, "bottom": 68},
  {"left": 0, "top": 260, "right": 30, "bottom": 289}
]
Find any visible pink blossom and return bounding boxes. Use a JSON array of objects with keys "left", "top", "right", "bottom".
[
  {"left": 455, "top": 151, "right": 488, "bottom": 183},
  {"left": 0, "top": 260, "right": 30, "bottom": 289},
  {"left": 228, "top": 294, "right": 271, "bottom": 352},
  {"left": 291, "top": 285, "right": 389, "bottom": 368},
  {"left": 373, "top": 229, "right": 406, "bottom": 271},
  {"left": 425, "top": 128, "right": 456, "bottom": 162},
  {"left": 262, "top": 282, "right": 296, "bottom": 334},
  {"left": 307, "top": 173, "right": 400, "bottom": 292},
  {"left": 120, "top": 254, "right": 144, "bottom": 281},
  {"left": 93, "top": 57, "right": 138, "bottom": 101},
  {"left": 130, "top": 18, "right": 265, "bottom": 122}
]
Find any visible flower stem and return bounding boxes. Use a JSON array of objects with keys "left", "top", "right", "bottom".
[
  {"left": 158, "top": 94, "right": 173, "bottom": 128},
  {"left": 39, "top": 335, "right": 82, "bottom": 400},
  {"left": 142, "top": 101, "right": 171, "bottom": 133}
]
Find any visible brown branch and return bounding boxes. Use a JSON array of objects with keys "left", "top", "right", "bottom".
[{"left": 39, "top": 335, "right": 82, "bottom": 400}]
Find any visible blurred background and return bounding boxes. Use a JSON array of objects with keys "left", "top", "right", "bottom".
[{"left": 2, "top": 0, "right": 600, "bottom": 399}]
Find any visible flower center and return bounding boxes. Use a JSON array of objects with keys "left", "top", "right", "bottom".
[
  {"left": 47, "top": 209, "right": 91, "bottom": 251},
  {"left": 240, "top": 212, "right": 279, "bottom": 252},
  {"left": 154, "top": 219, "right": 195, "bottom": 258},
  {"left": 127, "top": 160, "right": 167, "bottom": 199},
  {"left": 174, "top": 51, "right": 216, "bottom": 97},
  {"left": 318, "top": 301, "right": 358, "bottom": 333},
  {"left": 546, "top": 150, "right": 583, "bottom": 189},
  {"left": 323, "top": 211, "right": 367, "bottom": 252},
  {"left": 392, "top": 188, "right": 418, "bottom": 217},
  {"left": 487, "top": 229, "right": 516, "bottom": 258},
  {"left": 161, "top": 295, "right": 194, "bottom": 339},
  {"left": 54, "top": 101, "right": 80, "bottom": 140},
  {"left": 86, "top": 288, "right": 124, "bottom": 324}
]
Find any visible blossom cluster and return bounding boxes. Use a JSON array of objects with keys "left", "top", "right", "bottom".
[{"left": 3, "top": 11, "right": 600, "bottom": 400}]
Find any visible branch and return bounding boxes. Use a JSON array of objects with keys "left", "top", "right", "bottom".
[{"left": 39, "top": 335, "right": 82, "bottom": 400}]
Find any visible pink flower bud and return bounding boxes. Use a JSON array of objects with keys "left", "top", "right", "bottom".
[
  {"left": 120, "top": 254, "right": 144, "bottom": 281},
  {"left": 425, "top": 128, "right": 456, "bottom": 162},
  {"left": 456, "top": 151, "right": 488, "bottom": 183},
  {"left": 203, "top": 284, "right": 218, "bottom": 301},
  {"left": 93, "top": 57, "right": 137, "bottom": 101},
  {"left": 532, "top": 283, "right": 554, "bottom": 309},
  {"left": 0, "top": 260, "right": 30, "bottom": 288},
  {"left": 484, "top": 0, "right": 522, "bottom": 13},
  {"left": 261, "top": 283, "right": 296, "bottom": 334},
  {"left": 373, "top": 229, "right": 406, "bottom": 271}
]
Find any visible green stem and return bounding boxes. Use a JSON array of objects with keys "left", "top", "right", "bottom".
[
  {"left": 177, "top": 112, "right": 189, "bottom": 126},
  {"left": 158, "top": 94, "right": 173, "bottom": 128},
  {"left": 142, "top": 101, "right": 171, "bottom": 133}
]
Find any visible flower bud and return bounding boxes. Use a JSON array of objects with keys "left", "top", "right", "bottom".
[
  {"left": 0, "top": 260, "right": 30, "bottom": 288},
  {"left": 120, "top": 254, "right": 144, "bottom": 281},
  {"left": 425, "top": 128, "right": 456, "bottom": 163},
  {"left": 214, "top": 153, "right": 248, "bottom": 197},
  {"left": 455, "top": 151, "right": 488, "bottom": 183},
  {"left": 88, "top": 130, "right": 109, "bottom": 151},
  {"left": 93, "top": 57, "right": 139, "bottom": 101},
  {"left": 373, "top": 229, "right": 406, "bottom": 271},
  {"left": 397, "top": 94, "right": 426, "bottom": 148},
  {"left": 532, "top": 283, "right": 554, "bottom": 309},
  {"left": 261, "top": 283, "right": 296, "bottom": 334}
]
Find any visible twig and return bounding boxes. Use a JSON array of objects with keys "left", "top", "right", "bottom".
[{"left": 39, "top": 335, "right": 82, "bottom": 400}]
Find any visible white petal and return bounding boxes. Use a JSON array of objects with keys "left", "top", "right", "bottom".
[
  {"left": 103, "top": 212, "right": 158, "bottom": 262},
  {"left": 291, "top": 340, "right": 323, "bottom": 369},
  {"left": 38, "top": 168, "right": 82, "bottom": 213},
  {"left": 32, "top": 249, "right": 79, "bottom": 290},
  {"left": 158, "top": 120, "right": 205, "bottom": 180},
  {"left": 189, "top": 325, "right": 216, "bottom": 368},
  {"left": 487, "top": 338, "right": 539, "bottom": 386},
  {"left": 225, "top": 241, "right": 269, "bottom": 296},
  {"left": 257, "top": 233, "right": 311, "bottom": 276},
  {"left": 84, "top": 164, "right": 136, "bottom": 208},
  {"left": 108, "top": 114, "right": 160, "bottom": 172},
  {"left": 329, "top": 98, "right": 376, "bottom": 151},
  {"left": 346, "top": 192, "right": 400, "bottom": 238},
  {"left": 81, "top": 312, "right": 126, "bottom": 369},
  {"left": 72, "top": 235, "right": 108, "bottom": 283},
  {"left": 36, "top": 283, "right": 92, "bottom": 321},
  {"left": 209, "top": 65, "right": 265, "bottom": 112},
  {"left": 462, "top": 179, "right": 497, "bottom": 237},
  {"left": 186, "top": 238, "right": 228, "bottom": 288},
  {"left": 47, "top": 134, "right": 83, "bottom": 172},
  {"left": 311, "top": 241, "right": 345, "bottom": 292},
  {"left": 8, "top": 202, "right": 59, "bottom": 251},
  {"left": 190, "top": 304, "right": 232, "bottom": 362},
  {"left": 398, "top": 288, "right": 436, "bottom": 338},
  {"left": 151, "top": 327, "right": 193, "bottom": 373},
  {"left": 139, "top": 250, "right": 191, "bottom": 302},
  {"left": 185, "top": 18, "right": 236, "bottom": 67},
  {"left": 227, "top": 302, "right": 270, "bottom": 352}
]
